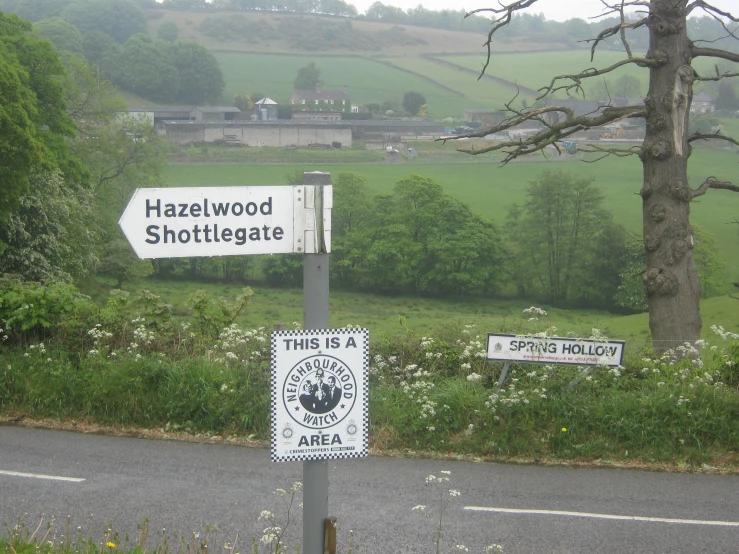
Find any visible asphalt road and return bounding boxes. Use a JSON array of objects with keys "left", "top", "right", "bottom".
[{"left": 1, "top": 426, "right": 737, "bottom": 553}]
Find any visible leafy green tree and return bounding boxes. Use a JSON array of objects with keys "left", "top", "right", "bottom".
[
  {"left": 168, "top": 40, "right": 224, "bottom": 103},
  {"left": 157, "top": 20, "right": 179, "bottom": 42},
  {"left": 0, "top": 0, "right": 72, "bottom": 22},
  {"left": 98, "top": 236, "right": 152, "bottom": 288},
  {"left": 402, "top": 91, "right": 426, "bottom": 115},
  {"left": 112, "top": 33, "right": 179, "bottom": 101},
  {"left": 613, "top": 74, "right": 640, "bottom": 98},
  {"left": 615, "top": 225, "right": 726, "bottom": 311},
  {"left": 338, "top": 174, "right": 506, "bottom": 296},
  {"left": 61, "top": 0, "right": 146, "bottom": 43},
  {"left": 233, "top": 92, "right": 253, "bottom": 112},
  {"left": 506, "top": 171, "right": 611, "bottom": 304},
  {"left": 34, "top": 16, "right": 83, "bottom": 54},
  {"left": 82, "top": 30, "right": 121, "bottom": 76},
  {"left": 715, "top": 81, "right": 738, "bottom": 111},
  {"left": 0, "top": 10, "right": 81, "bottom": 244},
  {"left": 0, "top": 171, "right": 99, "bottom": 281},
  {"left": 294, "top": 61, "right": 320, "bottom": 90},
  {"left": 0, "top": 46, "right": 46, "bottom": 227}
]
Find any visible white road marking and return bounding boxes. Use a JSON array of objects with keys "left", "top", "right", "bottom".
[
  {"left": 464, "top": 506, "right": 739, "bottom": 527},
  {"left": 0, "top": 470, "right": 85, "bottom": 483}
]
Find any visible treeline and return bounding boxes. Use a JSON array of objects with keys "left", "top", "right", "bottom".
[
  {"left": 0, "top": 9, "right": 166, "bottom": 287},
  {"left": 198, "top": 13, "right": 426, "bottom": 51},
  {"left": 0, "top": 0, "right": 224, "bottom": 103},
  {"left": 151, "top": 171, "right": 723, "bottom": 313}
]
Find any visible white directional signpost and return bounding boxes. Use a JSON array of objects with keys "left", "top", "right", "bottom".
[
  {"left": 487, "top": 333, "right": 625, "bottom": 387},
  {"left": 119, "top": 184, "right": 331, "bottom": 257},
  {"left": 119, "top": 172, "right": 366, "bottom": 554}
]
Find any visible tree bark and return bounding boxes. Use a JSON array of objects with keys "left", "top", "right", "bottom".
[{"left": 641, "top": 0, "right": 701, "bottom": 353}]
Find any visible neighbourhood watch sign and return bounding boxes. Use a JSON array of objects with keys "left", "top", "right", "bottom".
[{"left": 270, "top": 328, "right": 369, "bottom": 462}]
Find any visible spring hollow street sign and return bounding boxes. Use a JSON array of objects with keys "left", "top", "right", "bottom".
[
  {"left": 486, "top": 334, "right": 625, "bottom": 367},
  {"left": 119, "top": 185, "right": 332, "bottom": 258}
]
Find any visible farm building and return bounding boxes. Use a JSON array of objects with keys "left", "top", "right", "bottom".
[
  {"left": 160, "top": 120, "right": 352, "bottom": 148},
  {"left": 127, "top": 106, "right": 241, "bottom": 127}
]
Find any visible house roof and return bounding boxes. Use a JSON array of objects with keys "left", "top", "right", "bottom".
[
  {"left": 128, "top": 106, "right": 194, "bottom": 114},
  {"left": 292, "top": 89, "right": 350, "bottom": 102},
  {"left": 194, "top": 106, "right": 241, "bottom": 113},
  {"left": 693, "top": 92, "right": 714, "bottom": 102},
  {"left": 255, "top": 98, "right": 278, "bottom": 106}
]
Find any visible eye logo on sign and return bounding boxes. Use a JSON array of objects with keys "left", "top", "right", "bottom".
[{"left": 282, "top": 354, "right": 357, "bottom": 430}]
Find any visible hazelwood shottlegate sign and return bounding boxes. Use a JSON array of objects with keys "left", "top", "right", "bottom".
[
  {"left": 486, "top": 334, "right": 625, "bottom": 367},
  {"left": 119, "top": 185, "right": 332, "bottom": 258}
]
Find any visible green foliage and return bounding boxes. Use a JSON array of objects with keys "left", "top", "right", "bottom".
[
  {"left": 294, "top": 61, "right": 320, "bottom": 90},
  {"left": 60, "top": 0, "right": 146, "bottom": 43},
  {"left": 33, "top": 16, "right": 83, "bottom": 54},
  {"left": 111, "top": 33, "right": 179, "bottom": 100},
  {"left": 81, "top": 29, "right": 120, "bottom": 76},
  {"left": 109, "top": 34, "right": 224, "bottom": 103},
  {"left": 506, "top": 171, "right": 626, "bottom": 306},
  {"left": 186, "top": 287, "right": 254, "bottom": 336},
  {"left": 156, "top": 19, "right": 179, "bottom": 42},
  {"left": 615, "top": 225, "right": 727, "bottom": 310},
  {"left": 715, "top": 81, "right": 738, "bottom": 111},
  {"left": 0, "top": 274, "right": 96, "bottom": 340},
  {"left": 323, "top": 173, "right": 506, "bottom": 296},
  {"left": 98, "top": 238, "right": 153, "bottom": 289},
  {"left": 167, "top": 40, "right": 224, "bottom": 103},
  {"left": 233, "top": 92, "right": 253, "bottom": 111},
  {"left": 402, "top": 90, "right": 426, "bottom": 115},
  {"left": 262, "top": 254, "right": 303, "bottom": 287},
  {"left": 0, "top": 171, "right": 99, "bottom": 282},
  {"left": 0, "top": 10, "right": 81, "bottom": 228}
]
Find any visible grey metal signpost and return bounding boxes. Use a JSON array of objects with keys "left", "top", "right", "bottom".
[
  {"left": 121, "top": 171, "right": 360, "bottom": 554},
  {"left": 302, "top": 172, "right": 330, "bottom": 554}
]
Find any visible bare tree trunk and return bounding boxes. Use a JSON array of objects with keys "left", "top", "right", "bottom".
[{"left": 641, "top": 0, "right": 701, "bottom": 353}]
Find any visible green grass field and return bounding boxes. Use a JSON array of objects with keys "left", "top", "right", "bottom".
[
  {"left": 214, "top": 52, "right": 483, "bottom": 117},
  {"left": 164, "top": 148, "right": 739, "bottom": 282},
  {"left": 84, "top": 276, "right": 738, "bottom": 355}
]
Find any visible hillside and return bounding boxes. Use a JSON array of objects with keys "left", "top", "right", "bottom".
[{"left": 142, "top": 8, "right": 599, "bottom": 116}]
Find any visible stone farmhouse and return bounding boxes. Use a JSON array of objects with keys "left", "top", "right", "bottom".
[
  {"left": 290, "top": 84, "right": 351, "bottom": 112},
  {"left": 691, "top": 92, "right": 715, "bottom": 114}
]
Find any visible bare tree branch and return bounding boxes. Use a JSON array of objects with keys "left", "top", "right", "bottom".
[
  {"left": 688, "top": 1, "right": 739, "bottom": 43},
  {"left": 582, "top": 16, "right": 648, "bottom": 61},
  {"left": 465, "top": 0, "right": 542, "bottom": 79},
  {"left": 690, "top": 177, "right": 739, "bottom": 198},
  {"left": 618, "top": 1, "right": 635, "bottom": 58},
  {"left": 693, "top": 65, "right": 739, "bottom": 82},
  {"left": 687, "top": 0, "right": 739, "bottom": 21},
  {"left": 452, "top": 105, "right": 645, "bottom": 163},
  {"left": 688, "top": 133, "right": 739, "bottom": 147},
  {"left": 537, "top": 56, "right": 660, "bottom": 99},
  {"left": 692, "top": 46, "right": 739, "bottom": 63},
  {"left": 577, "top": 144, "right": 643, "bottom": 161}
]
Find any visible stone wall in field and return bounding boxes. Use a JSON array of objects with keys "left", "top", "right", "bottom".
[{"left": 162, "top": 121, "right": 352, "bottom": 148}]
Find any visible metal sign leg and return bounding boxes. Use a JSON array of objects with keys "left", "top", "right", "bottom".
[{"left": 496, "top": 362, "right": 511, "bottom": 387}]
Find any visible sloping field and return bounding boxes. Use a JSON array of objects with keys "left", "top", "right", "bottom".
[
  {"left": 379, "top": 56, "right": 532, "bottom": 110},
  {"left": 145, "top": 8, "right": 568, "bottom": 56},
  {"left": 438, "top": 51, "right": 728, "bottom": 99},
  {"left": 439, "top": 50, "right": 652, "bottom": 98},
  {"left": 214, "top": 52, "right": 475, "bottom": 117}
]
